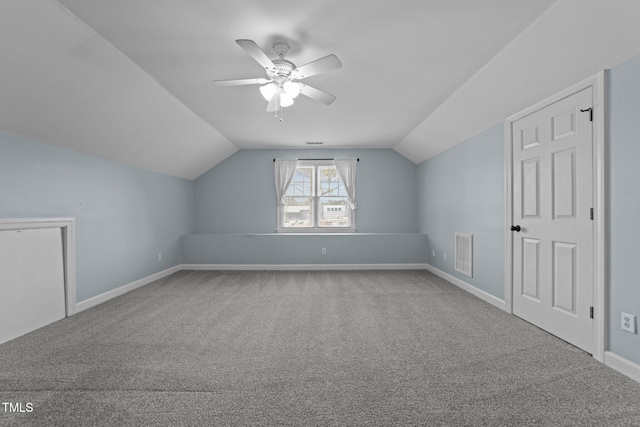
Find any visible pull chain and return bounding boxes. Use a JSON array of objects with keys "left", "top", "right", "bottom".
[
  {"left": 273, "top": 90, "right": 284, "bottom": 122},
  {"left": 273, "top": 95, "right": 284, "bottom": 122}
]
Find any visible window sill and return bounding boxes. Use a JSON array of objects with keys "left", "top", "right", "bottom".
[{"left": 276, "top": 228, "right": 356, "bottom": 234}]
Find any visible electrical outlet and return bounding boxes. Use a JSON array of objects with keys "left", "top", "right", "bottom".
[
  {"left": 621, "top": 312, "right": 636, "bottom": 333},
  {"left": 432, "top": 250, "right": 436, "bottom": 257},
  {"left": 158, "top": 253, "right": 162, "bottom": 261},
  {"left": 322, "top": 248, "right": 327, "bottom": 255},
  {"left": 443, "top": 252, "right": 447, "bottom": 261}
]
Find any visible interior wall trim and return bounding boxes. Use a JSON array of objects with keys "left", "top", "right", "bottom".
[
  {"left": 604, "top": 351, "right": 640, "bottom": 384},
  {"left": 424, "top": 264, "right": 506, "bottom": 310},
  {"left": 181, "top": 263, "right": 430, "bottom": 271},
  {"left": 75, "top": 265, "right": 181, "bottom": 313},
  {"left": 71, "top": 261, "right": 640, "bottom": 385},
  {"left": 74, "top": 263, "right": 428, "bottom": 312}
]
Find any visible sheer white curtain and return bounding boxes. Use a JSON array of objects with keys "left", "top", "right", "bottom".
[
  {"left": 334, "top": 158, "right": 358, "bottom": 210},
  {"left": 274, "top": 159, "right": 298, "bottom": 207}
]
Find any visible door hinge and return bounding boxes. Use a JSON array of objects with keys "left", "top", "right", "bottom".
[
  {"left": 590, "top": 208, "right": 594, "bottom": 220},
  {"left": 590, "top": 306, "right": 594, "bottom": 319},
  {"left": 581, "top": 107, "right": 593, "bottom": 121}
]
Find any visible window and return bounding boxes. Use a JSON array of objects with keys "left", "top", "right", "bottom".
[{"left": 277, "top": 161, "right": 355, "bottom": 232}]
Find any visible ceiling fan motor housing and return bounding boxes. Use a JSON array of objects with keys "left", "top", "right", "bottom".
[
  {"left": 269, "top": 59, "right": 295, "bottom": 80},
  {"left": 266, "top": 42, "right": 297, "bottom": 81}
]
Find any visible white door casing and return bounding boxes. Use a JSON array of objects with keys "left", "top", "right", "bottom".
[{"left": 505, "top": 72, "right": 605, "bottom": 361}]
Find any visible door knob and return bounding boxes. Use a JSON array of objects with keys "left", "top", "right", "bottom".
[{"left": 510, "top": 225, "right": 521, "bottom": 232}]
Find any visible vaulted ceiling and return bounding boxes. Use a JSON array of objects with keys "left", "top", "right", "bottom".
[{"left": 1, "top": 1, "right": 640, "bottom": 180}]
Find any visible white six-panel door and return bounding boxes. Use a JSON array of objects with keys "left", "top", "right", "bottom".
[{"left": 512, "top": 87, "right": 594, "bottom": 353}]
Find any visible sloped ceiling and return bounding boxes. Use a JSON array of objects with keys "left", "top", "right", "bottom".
[{"left": 1, "top": 1, "right": 640, "bottom": 180}]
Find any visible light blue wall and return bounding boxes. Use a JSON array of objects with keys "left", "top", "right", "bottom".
[
  {"left": 416, "top": 124, "right": 505, "bottom": 299},
  {"left": 194, "top": 148, "right": 418, "bottom": 233},
  {"left": 0, "top": 131, "right": 193, "bottom": 302},
  {"left": 182, "top": 233, "right": 427, "bottom": 265},
  {"left": 607, "top": 54, "right": 640, "bottom": 365},
  {"left": 188, "top": 148, "right": 422, "bottom": 265}
]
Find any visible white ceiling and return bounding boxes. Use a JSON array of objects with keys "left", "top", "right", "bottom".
[{"left": 1, "top": 0, "right": 640, "bottom": 179}]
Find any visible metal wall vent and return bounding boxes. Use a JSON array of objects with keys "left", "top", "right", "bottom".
[{"left": 455, "top": 233, "right": 473, "bottom": 277}]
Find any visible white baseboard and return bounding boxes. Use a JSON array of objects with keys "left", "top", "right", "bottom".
[
  {"left": 75, "top": 265, "right": 181, "bottom": 312},
  {"left": 424, "top": 264, "right": 506, "bottom": 310},
  {"left": 74, "top": 264, "right": 427, "bottom": 312},
  {"left": 71, "top": 262, "right": 640, "bottom": 387},
  {"left": 604, "top": 351, "right": 640, "bottom": 384},
  {"left": 70, "top": 262, "right": 640, "bottom": 386},
  {"left": 180, "top": 263, "right": 429, "bottom": 271}
]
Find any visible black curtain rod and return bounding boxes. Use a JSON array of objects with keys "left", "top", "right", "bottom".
[{"left": 273, "top": 158, "right": 359, "bottom": 162}]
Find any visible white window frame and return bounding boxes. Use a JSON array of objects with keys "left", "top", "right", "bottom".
[{"left": 276, "top": 160, "right": 356, "bottom": 233}]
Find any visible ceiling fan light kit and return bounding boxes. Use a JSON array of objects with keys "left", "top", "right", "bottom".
[{"left": 213, "top": 39, "right": 342, "bottom": 121}]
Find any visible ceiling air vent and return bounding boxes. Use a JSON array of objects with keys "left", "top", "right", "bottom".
[{"left": 305, "top": 141, "right": 324, "bottom": 145}]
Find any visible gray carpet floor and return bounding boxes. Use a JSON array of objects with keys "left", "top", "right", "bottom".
[{"left": 1, "top": 270, "right": 640, "bottom": 426}]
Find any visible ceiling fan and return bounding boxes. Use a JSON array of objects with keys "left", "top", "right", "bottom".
[{"left": 212, "top": 39, "right": 342, "bottom": 120}]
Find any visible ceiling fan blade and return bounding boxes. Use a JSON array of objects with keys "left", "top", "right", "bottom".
[
  {"left": 292, "top": 54, "right": 342, "bottom": 79},
  {"left": 212, "top": 78, "right": 270, "bottom": 86},
  {"left": 299, "top": 84, "right": 337, "bottom": 105},
  {"left": 236, "top": 39, "right": 276, "bottom": 72}
]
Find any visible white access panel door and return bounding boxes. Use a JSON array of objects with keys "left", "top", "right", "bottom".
[
  {"left": 0, "top": 227, "right": 66, "bottom": 344},
  {"left": 512, "top": 87, "right": 594, "bottom": 353}
]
